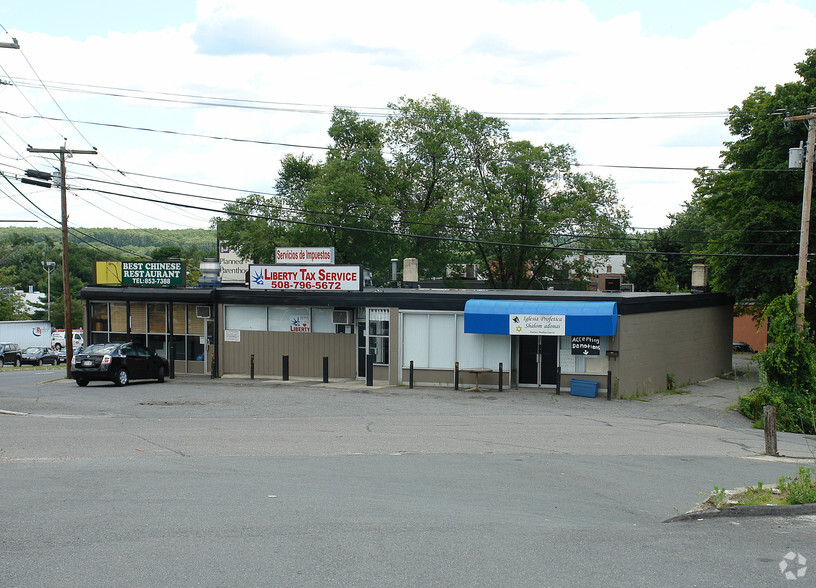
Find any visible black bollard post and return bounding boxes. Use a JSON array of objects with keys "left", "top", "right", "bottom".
[
  {"left": 454, "top": 361, "right": 459, "bottom": 391},
  {"left": 250, "top": 354, "right": 255, "bottom": 380},
  {"left": 323, "top": 356, "right": 329, "bottom": 383},
  {"left": 607, "top": 370, "right": 612, "bottom": 400},
  {"left": 169, "top": 345, "right": 175, "bottom": 380},
  {"left": 555, "top": 366, "right": 561, "bottom": 395},
  {"left": 282, "top": 355, "right": 289, "bottom": 381},
  {"left": 409, "top": 360, "right": 414, "bottom": 389},
  {"left": 366, "top": 354, "right": 374, "bottom": 386},
  {"left": 498, "top": 362, "right": 503, "bottom": 392}
]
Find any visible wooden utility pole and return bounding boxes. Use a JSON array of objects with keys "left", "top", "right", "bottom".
[
  {"left": 27, "top": 143, "right": 97, "bottom": 377},
  {"left": 786, "top": 113, "right": 816, "bottom": 331}
]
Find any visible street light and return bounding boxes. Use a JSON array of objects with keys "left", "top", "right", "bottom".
[{"left": 41, "top": 260, "right": 55, "bottom": 324}]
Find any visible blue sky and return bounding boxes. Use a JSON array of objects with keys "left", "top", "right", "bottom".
[
  {"left": 0, "top": 1, "right": 813, "bottom": 230},
  {"left": 0, "top": 1, "right": 754, "bottom": 40},
  {"left": 0, "top": 1, "right": 196, "bottom": 40}
]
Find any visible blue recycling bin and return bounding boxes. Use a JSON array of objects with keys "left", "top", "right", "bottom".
[{"left": 570, "top": 378, "right": 599, "bottom": 398}]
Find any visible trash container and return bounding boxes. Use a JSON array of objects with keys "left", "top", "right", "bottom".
[{"left": 570, "top": 378, "right": 599, "bottom": 398}]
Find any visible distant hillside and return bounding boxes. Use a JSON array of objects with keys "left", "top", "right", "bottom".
[{"left": 0, "top": 227, "right": 217, "bottom": 255}]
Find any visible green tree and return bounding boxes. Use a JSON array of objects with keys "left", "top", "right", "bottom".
[
  {"left": 688, "top": 49, "right": 816, "bottom": 308},
  {"left": 738, "top": 284, "right": 816, "bottom": 434},
  {"left": 385, "top": 95, "right": 507, "bottom": 278},
  {"left": 0, "top": 267, "right": 27, "bottom": 320},
  {"left": 216, "top": 95, "right": 630, "bottom": 287},
  {"left": 462, "top": 140, "right": 628, "bottom": 288}
]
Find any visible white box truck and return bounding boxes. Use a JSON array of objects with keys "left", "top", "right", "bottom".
[
  {"left": 50, "top": 329, "right": 83, "bottom": 351},
  {"left": 0, "top": 320, "right": 53, "bottom": 349}
]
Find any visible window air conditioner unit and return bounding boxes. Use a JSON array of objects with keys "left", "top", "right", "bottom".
[
  {"left": 196, "top": 305, "right": 212, "bottom": 319},
  {"left": 332, "top": 310, "right": 353, "bottom": 324}
]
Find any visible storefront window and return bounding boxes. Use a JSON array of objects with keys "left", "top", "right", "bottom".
[
  {"left": 111, "top": 303, "right": 127, "bottom": 333},
  {"left": 171, "top": 335, "right": 186, "bottom": 360},
  {"left": 130, "top": 303, "right": 147, "bottom": 332},
  {"left": 368, "top": 308, "right": 389, "bottom": 365},
  {"left": 188, "top": 336, "right": 205, "bottom": 362},
  {"left": 91, "top": 303, "right": 109, "bottom": 332},
  {"left": 148, "top": 303, "right": 166, "bottom": 333}
]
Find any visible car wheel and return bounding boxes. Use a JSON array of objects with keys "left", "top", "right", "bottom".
[
  {"left": 15, "top": 357, "right": 21, "bottom": 367},
  {"left": 37, "top": 359, "right": 43, "bottom": 366},
  {"left": 113, "top": 368, "right": 128, "bottom": 387},
  {"left": 54, "top": 343, "right": 62, "bottom": 351},
  {"left": 76, "top": 378, "right": 89, "bottom": 387},
  {"left": 157, "top": 366, "right": 165, "bottom": 383},
  {"left": 0, "top": 357, "right": 4, "bottom": 368}
]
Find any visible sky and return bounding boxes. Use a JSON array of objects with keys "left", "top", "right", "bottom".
[{"left": 0, "top": 0, "right": 814, "bottom": 236}]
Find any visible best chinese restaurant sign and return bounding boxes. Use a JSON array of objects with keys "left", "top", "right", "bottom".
[
  {"left": 249, "top": 265, "right": 362, "bottom": 291},
  {"left": 94, "top": 261, "right": 186, "bottom": 286}
]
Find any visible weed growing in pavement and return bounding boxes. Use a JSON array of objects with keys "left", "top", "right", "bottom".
[{"left": 778, "top": 467, "right": 816, "bottom": 505}]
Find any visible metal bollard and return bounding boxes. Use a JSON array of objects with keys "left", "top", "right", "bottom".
[
  {"left": 454, "top": 361, "right": 459, "bottom": 391},
  {"left": 250, "top": 354, "right": 255, "bottom": 380},
  {"left": 409, "top": 360, "right": 414, "bottom": 389},
  {"left": 323, "top": 356, "right": 329, "bottom": 383},
  {"left": 282, "top": 355, "right": 289, "bottom": 381},
  {"left": 607, "top": 370, "right": 612, "bottom": 400},
  {"left": 555, "top": 366, "right": 561, "bottom": 395},
  {"left": 366, "top": 354, "right": 374, "bottom": 386},
  {"left": 498, "top": 362, "right": 503, "bottom": 392},
  {"left": 169, "top": 346, "right": 175, "bottom": 380}
]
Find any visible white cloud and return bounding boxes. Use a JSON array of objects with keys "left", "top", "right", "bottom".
[{"left": 1, "top": 0, "right": 814, "bottom": 230}]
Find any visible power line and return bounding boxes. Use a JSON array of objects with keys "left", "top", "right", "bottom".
[
  {"left": 0, "top": 75, "right": 732, "bottom": 121},
  {"left": 81, "top": 185, "right": 798, "bottom": 259}
]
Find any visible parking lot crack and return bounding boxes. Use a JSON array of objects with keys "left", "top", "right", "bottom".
[{"left": 131, "top": 434, "right": 188, "bottom": 457}]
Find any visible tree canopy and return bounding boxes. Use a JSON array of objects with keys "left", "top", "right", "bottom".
[
  {"left": 678, "top": 49, "right": 816, "bottom": 308},
  {"left": 215, "top": 95, "right": 629, "bottom": 287}
]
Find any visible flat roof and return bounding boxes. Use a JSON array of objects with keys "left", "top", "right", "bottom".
[{"left": 80, "top": 285, "right": 733, "bottom": 316}]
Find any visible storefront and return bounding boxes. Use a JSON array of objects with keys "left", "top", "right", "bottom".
[{"left": 80, "top": 283, "right": 733, "bottom": 397}]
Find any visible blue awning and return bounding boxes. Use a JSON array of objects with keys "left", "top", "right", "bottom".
[{"left": 464, "top": 299, "right": 618, "bottom": 336}]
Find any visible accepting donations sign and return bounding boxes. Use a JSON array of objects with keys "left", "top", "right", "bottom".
[{"left": 249, "top": 265, "right": 362, "bottom": 291}]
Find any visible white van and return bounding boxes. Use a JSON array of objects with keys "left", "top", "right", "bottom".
[{"left": 51, "top": 329, "right": 84, "bottom": 351}]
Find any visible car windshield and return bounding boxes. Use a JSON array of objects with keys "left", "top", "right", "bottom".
[
  {"left": 82, "top": 343, "right": 120, "bottom": 355},
  {"left": 24, "top": 347, "right": 43, "bottom": 353}
]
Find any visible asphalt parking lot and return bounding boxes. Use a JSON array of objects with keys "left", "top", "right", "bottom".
[{"left": 2, "top": 355, "right": 815, "bottom": 586}]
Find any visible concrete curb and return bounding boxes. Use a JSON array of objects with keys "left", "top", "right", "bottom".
[{"left": 664, "top": 503, "right": 816, "bottom": 522}]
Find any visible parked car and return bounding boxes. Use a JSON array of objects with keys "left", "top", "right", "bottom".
[
  {"left": 21, "top": 346, "right": 60, "bottom": 366},
  {"left": 72, "top": 342, "right": 169, "bottom": 387},
  {"left": 0, "top": 342, "right": 22, "bottom": 367},
  {"left": 732, "top": 342, "right": 755, "bottom": 353}
]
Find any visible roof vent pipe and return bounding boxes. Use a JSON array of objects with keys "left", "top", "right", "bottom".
[
  {"left": 199, "top": 258, "right": 221, "bottom": 286},
  {"left": 403, "top": 258, "right": 419, "bottom": 288},
  {"left": 691, "top": 262, "right": 709, "bottom": 293}
]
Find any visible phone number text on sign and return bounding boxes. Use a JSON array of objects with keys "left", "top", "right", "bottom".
[{"left": 250, "top": 265, "right": 362, "bottom": 291}]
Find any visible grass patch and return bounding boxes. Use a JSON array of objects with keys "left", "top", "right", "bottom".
[{"left": 703, "top": 467, "right": 816, "bottom": 510}]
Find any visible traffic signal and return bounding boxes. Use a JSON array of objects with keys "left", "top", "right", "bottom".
[{"left": 21, "top": 169, "right": 52, "bottom": 188}]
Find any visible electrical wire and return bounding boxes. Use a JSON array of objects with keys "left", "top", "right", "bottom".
[{"left": 81, "top": 185, "right": 798, "bottom": 259}]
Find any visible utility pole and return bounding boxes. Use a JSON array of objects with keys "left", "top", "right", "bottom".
[
  {"left": 786, "top": 113, "right": 816, "bottom": 331},
  {"left": 27, "top": 142, "right": 97, "bottom": 377}
]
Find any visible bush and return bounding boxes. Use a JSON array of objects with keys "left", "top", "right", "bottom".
[{"left": 737, "top": 285, "right": 816, "bottom": 434}]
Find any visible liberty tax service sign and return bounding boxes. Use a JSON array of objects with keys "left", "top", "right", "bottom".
[
  {"left": 509, "top": 314, "right": 566, "bottom": 336},
  {"left": 249, "top": 265, "right": 362, "bottom": 291}
]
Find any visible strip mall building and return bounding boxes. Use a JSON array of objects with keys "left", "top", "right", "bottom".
[{"left": 81, "top": 250, "right": 733, "bottom": 397}]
